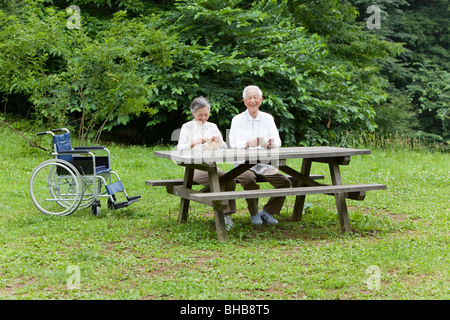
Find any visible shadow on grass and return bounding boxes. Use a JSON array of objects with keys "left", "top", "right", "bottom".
[{"left": 163, "top": 204, "right": 407, "bottom": 245}]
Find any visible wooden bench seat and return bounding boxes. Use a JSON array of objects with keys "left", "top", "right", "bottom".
[
  {"left": 145, "top": 175, "right": 374, "bottom": 201},
  {"left": 190, "top": 184, "right": 386, "bottom": 201},
  {"left": 146, "top": 179, "right": 195, "bottom": 187},
  {"left": 145, "top": 174, "right": 325, "bottom": 187}
]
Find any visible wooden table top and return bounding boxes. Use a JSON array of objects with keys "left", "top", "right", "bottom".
[{"left": 154, "top": 146, "right": 371, "bottom": 164}]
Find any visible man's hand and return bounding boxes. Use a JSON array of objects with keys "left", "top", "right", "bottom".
[{"left": 246, "top": 138, "right": 259, "bottom": 148}]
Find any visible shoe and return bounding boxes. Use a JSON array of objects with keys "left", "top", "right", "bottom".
[
  {"left": 224, "top": 215, "right": 234, "bottom": 230},
  {"left": 250, "top": 212, "right": 263, "bottom": 225},
  {"left": 259, "top": 209, "right": 278, "bottom": 225}
]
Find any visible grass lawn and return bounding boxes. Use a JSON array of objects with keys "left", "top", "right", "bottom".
[{"left": 0, "top": 125, "right": 449, "bottom": 300}]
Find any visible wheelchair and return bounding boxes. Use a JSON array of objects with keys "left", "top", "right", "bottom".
[{"left": 29, "top": 128, "right": 140, "bottom": 216}]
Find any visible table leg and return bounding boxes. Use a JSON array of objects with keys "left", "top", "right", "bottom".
[
  {"left": 208, "top": 166, "right": 227, "bottom": 243},
  {"left": 178, "top": 166, "right": 194, "bottom": 223},
  {"left": 292, "top": 158, "right": 312, "bottom": 221},
  {"left": 329, "top": 159, "right": 352, "bottom": 232},
  {"left": 199, "top": 163, "right": 251, "bottom": 193}
]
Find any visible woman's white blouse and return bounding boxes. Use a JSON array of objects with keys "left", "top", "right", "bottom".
[{"left": 177, "top": 120, "right": 227, "bottom": 150}]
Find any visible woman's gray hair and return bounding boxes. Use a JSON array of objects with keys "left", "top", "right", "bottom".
[
  {"left": 190, "top": 96, "right": 211, "bottom": 113},
  {"left": 242, "top": 85, "right": 263, "bottom": 99}
]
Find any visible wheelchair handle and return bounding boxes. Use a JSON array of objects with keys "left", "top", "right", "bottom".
[
  {"left": 37, "top": 128, "right": 70, "bottom": 136},
  {"left": 52, "top": 128, "right": 70, "bottom": 133}
]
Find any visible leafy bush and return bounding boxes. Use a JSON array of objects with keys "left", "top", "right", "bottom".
[{"left": 0, "top": 1, "right": 173, "bottom": 142}]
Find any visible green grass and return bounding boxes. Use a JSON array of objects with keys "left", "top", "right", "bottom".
[{"left": 0, "top": 124, "right": 449, "bottom": 300}]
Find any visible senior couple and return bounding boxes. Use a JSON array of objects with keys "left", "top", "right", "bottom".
[{"left": 177, "top": 85, "right": 291, "bottom": 230}]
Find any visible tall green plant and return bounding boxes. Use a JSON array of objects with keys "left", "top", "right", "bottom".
[{"left": 0, "top": 2, "right": 173, "bottom": 142}]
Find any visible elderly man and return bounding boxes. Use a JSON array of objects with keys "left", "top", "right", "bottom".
[{"left": 229, "top": 85, "right": 291, "bottom": 225}]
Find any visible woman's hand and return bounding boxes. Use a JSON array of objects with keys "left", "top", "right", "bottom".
[{"left": 190, "top": 137, "right": 208, "bottom": 148}]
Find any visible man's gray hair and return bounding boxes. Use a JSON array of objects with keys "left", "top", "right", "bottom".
[
  {"left": 242, "top": 85, "right": 263, "bottom": 99},
  {"left": 190, "top": 96, "right": 211, "bottom": 113}
]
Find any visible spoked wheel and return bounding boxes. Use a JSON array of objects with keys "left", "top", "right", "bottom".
[{"left": 29, "top": 159, "right": 83, "bottom": 216}]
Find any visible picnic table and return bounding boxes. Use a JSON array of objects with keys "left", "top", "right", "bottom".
[{"left": 146, "top": 147, "right": 386, "bottom": 242}]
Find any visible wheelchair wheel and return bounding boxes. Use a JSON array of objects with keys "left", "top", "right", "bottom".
[{"left": 29, "top": 159, "right": 83, "bottom": 216}]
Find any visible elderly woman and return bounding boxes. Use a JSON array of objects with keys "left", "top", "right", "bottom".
[{"left": 177, "top": 96, "right": 236, "bottom": 229}]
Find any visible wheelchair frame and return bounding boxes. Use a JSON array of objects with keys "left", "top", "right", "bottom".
[{"left": 29, "top": 128, "right": 140, "bottom": 216}]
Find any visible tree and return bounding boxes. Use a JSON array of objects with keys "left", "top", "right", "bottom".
[{"left": 0, "top": 1, "right": 173, "bottom": 142}]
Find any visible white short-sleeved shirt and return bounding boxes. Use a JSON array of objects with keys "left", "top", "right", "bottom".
[{"left": 229, "top": 109, "right": 281, "bottom": 174}]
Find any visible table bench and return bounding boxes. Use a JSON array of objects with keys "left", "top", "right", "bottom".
[
  {"left": 190, "top": 184, "right": 386, "bottom": 201},
  {"left": 148, "top": 147, "right": 387, "bottom": 242},
  {"left": 146, "top": 174, "right": 326, "bottom": 216},
  {"left": 145, "top": 174, "right": 324, "bottom": 187}
]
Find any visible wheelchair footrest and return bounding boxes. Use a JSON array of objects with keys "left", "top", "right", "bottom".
[{"left": 112, "top": 196, "right": 141, "bottom": 209}]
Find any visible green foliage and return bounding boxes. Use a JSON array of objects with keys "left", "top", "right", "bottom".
[
  {"left": 407, "top": 61, "right": 449, "bottom": 143},
  {"left": 3, "top": 0, "right": 447, "bottom": 147},
  {"left": 141, "top": 0, "right": 403, "bottom": 146},
  {"left": 393, "top": 1, "right": 449, "bottom": 144},
  {"left": 353, "top": 0, "right": 449, "bottom": 145},
  {"left": 0, "top": 1, "right": 173, "bottom": 142},
  {"left": 374, "top": 94, "right": 417, "bottom": 136}
]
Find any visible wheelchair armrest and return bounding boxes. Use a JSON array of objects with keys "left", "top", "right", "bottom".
[
  {"left": 57, "top": 150, "right": 91, "bottom": 154},
  {"left": 74, "top": 146, "right": 107, "bottom": 150}
]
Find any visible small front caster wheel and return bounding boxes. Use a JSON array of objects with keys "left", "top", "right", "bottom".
[
  {"left": 91, "top": 202, "right": 101, "bottom": 216},
  {"left": 107, "top": 195, "right": 116, "bottom": 210}
]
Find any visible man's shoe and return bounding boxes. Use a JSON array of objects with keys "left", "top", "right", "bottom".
[
  {"left": 259, "top": 209, "right": 278, "bottom": 225},
  {"left": 224, "top": 215, "right": 234, "bottom": 230},
  {"left": 250, "top": 212, "right": 263, "bottom": 225}
]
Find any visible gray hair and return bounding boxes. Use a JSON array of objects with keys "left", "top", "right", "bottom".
[
  {"left": 242, "top": 85, "right": 263, "bottom": 99},
  {"left": 190, "top": 96, "right": 210, "bottom": 113}
]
